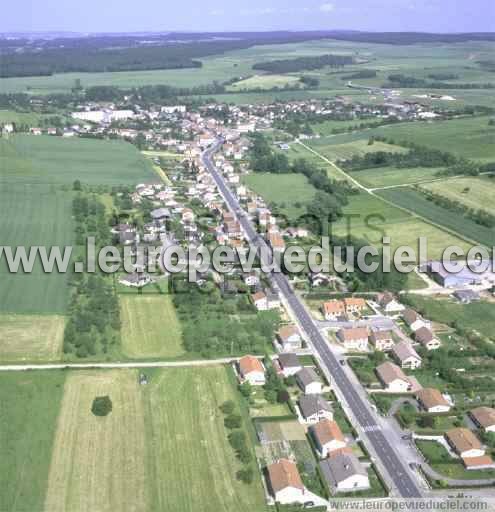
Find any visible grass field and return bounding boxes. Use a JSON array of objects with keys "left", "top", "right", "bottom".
[
  {"left": 0, "top": 314, "right": 64, "bottom": 362},
  {"left": 349, "top": 166, "right": 445, "bottom": 189},
  {"left": 0, "top": 135, "right": 156, "bottom": 186},
  {"left": 41, "top": 367, "right": 266, "bottom": 512},
  {"left": 0, "top": 184, "right": 74, "bottom": 314},
  {"left": 420, "top": 176, "right": 495, "bottom": 216},
  {"left": 120, "top": 295, "right": 185, "bottom": 359},
  {"left": 228, "top": 74, "right": 301, "bottom": 91},
  {"left": 0, "top": 371, "right": 66, "bottom": 512},
  {"left": 309, "top": 139, "right": 407, "bottom": 162},
  {"left": 242, "top": 172, "right": 316, "bottom": 219},
  {"left": 377, "top": 187, "right": 495, "bottom": 246}
]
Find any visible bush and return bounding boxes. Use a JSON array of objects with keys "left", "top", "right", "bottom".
[
  {"left": 220, "top": 400, "right": 236, "bottom": 415},
  {"left": 224, "top": 414, "right": 242, "bottom": 429},
  {"left": 236, "top": 467, "right": 254, "bottom": 484},
  {"left": 91, "top": 395, "right": 113, "bottom": 417},
  {"left": 277, "top": 389, "right": 290, "bottom": 403}
]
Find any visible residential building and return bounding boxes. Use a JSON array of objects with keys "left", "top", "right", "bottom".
[
  {"left": 319, "top": 453, "right": 370, "bottom": 494},
  {"left": 344, "top": 297, "right": 367, "bottom": 314},
  {"left": 298, "top": 395, "right": 333, "bottom": 424},
  {"left": 391, "top": 341, "right": 422, "bottom": 369},
  {"left": 453, "top": 290, "right": 480, "bottom": 304},
  {"left": 266, "top": 459, "right": 305, "bottom": 505},
  {"left": 336, "top": 327, "right": 369, "bottom": 352},
  {"left": 445, "top": 428, "right": 485, "bottom": 459},
  {"left": 470, "top": 407, "right": 495, "bottom": 433},
  {"left": 277, "top": 325, "right": 302, "bottom": 352},
  {"left": 416, "top": 388, "right": 452, "bottom": 413},
  {"left": 322, "top": 300, "right": 346, "bottom": 320},
  {"left": 278, "top": 353, "right": 302, "bottom": 377},
  {"left": 238, "top": 355, "right": 265, "bottom": 386},
  {"left": 414, "top": 327, "right": 441, "bottom": 351},
  {"left": 251, "top": 291, "right": 267, "bottom": 311},
  {"left": 377, "top": 292, "right": 405, "bottom": 313},
  {"left": 376, "top": 362, "right": 412, "bottom": 393},
  {"left": 369, "top": 330, "right": 394, "bottom": 351},
  {"left": 119, "top": 272, "right": 151, "bottom": 288},
  {"left": 295, "top": 368, "right": 323, "bottom": 395},
  {"left": 310, "top": 419, "right": 346, "bottom": 458},
  {"left": 402, "top": 309, "right": 426, "bottom": 332}
]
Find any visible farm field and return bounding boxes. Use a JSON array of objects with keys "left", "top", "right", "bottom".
[
  {"left": 419, "top": 176, "right": 495, "bottom": 216},
  {"left": 0, "top": 135, "right": 156, "bottom": 186},
  {"left": 348, "top": 166, "right": 445, "bottom": 189},
  {"left": 377, "top": 187, "right": 495, "bottom": 246},
  {"left": 0, "top": 371, "right": 66, "bottom": 512},
  {"left": 0, "top": 183, "right": 74, "bottom": 314},
  {"left": 242, "top": 172, "right": 316, "bottom": 220},
  {"left": 308, "top": 138, "right": 407, "bottom": 162},
  {"left": 227, "top": 74, "right": 302, "bottom": 91},
  {"left": 120, "top": 295, "right": 185, "bottom": 359},
  {"left": 0, "top": 314, "right": 64, "bottom": 362}
]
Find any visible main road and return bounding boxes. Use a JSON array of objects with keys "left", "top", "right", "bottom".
[{"left": 202, "top": 140, "right": 423, "bottom": 499}]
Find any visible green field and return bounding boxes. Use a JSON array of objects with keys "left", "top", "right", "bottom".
[
  {"left": 228, "top": 74, "right": 302, "bottom": 91},
  {"left": 377, "top": 187, "right": 495, "bottom": 246},
  {"left": 40, "top": 367, "right": 266, "bottom": 512},
  {"left": 420, "top": 176, "right": 495, "bottom": 216},
  {"left": 242, "top": 172, "right": 316, "bottom": 219},
  {"left": 120, "top": 295, "right": 185, "bottom": 359},
  {"left": 0, "top": 371, "right": 67, "bottom": 512},
  {"left": 0, "top": 135, "right": 156, "bottom": 186},
  {"left": 349, "top": 166, "right": 445, "bottom": 189},
  {"left": 309, "top": 138, "right": 407, "bottom": 162}
]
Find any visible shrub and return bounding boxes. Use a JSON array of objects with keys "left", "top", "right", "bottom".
[{"left": 91, "top": 395, "right": 113, "bottom": 417}]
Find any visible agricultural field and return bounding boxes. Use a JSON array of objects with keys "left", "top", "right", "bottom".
[
  {"left": 120, "top": 295, "right": 185, "bottom": 359},
  {"left": 0, "top": 135, "right": 156, "bottom": 186},
  {"left": 0, "top": 314, "right": 64, "bottom": 362},
  {"left": 242, "top": 172, "right": 316, "bottom": 220},
  {"left": 308, "top": 138, "right": 407, "bottom": 162},
  {"left": 0, "top": 371, "right": 67, "bottom": 512},
  {"left": 227, "top": 74, "right": 302, "bottom": 91},
  {"left": 377, "top": 187, "right": 495, "bottom": 246},
  {"left": 0, "top": 183, "right": 74, "bottom": 314},
  {"left": 419, "top": 176, "right": 495, "bottom": 216},
  {"left": 348, "top": 166, "right": 445, "bottom": 189}
]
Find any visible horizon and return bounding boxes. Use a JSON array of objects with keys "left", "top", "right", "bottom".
[{"left": 3, "top": 0, "right": 495, "bottom": 34}]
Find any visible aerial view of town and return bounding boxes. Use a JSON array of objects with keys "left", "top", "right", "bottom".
[{"left": 1, "top": 1, "right": 495, "bottom": 511}]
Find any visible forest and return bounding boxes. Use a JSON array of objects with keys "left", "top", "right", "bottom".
[{"left": 252, "top": 54, "right": 354, "bottom": 73}]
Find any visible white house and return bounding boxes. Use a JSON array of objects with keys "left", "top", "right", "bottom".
[
  {"left": 446, "top": 428, "right": 485, "bottom": 459},
  {"left": 251, "top": 291, "right": 268, "bottom": 311},
  {"left": 267, "top": 459, "right": 305, "bottom": 504},
  {"left": 470, "top": 407, "right": 495, "bottom": 433},
  {"left": 295, "top": 368, "right": 323, "bottom": 395},
  {"left": 414, "top": 327, "right": 441, "bottom": 351},
  {"left": 369, "top": 330, "right": 394, "bottom": 351},
  {"left": 298, "top": 395, "right": 333, "bottom": 424},
  {"left": 238, "top": 355, "right": 265, "bottom": 386},
  {"left": 336, "top": 327, "right": 369, "bottom": 352},
  {"left": 392, "top": 341, "right": 422, "bottom": 370},
  {"left": 378, "top": 292, "right": 405, "bottom": 314},
  {"left": 276, "top": 325, "right": 302, "bottom": 352},
  {"left": 416, "top": 388, "right": 452, "bottom": 413},
  {"left": 403, "top": 308, "right": 427, "bottom": 332},
  {"left": 319, "top": 454, "right": 370, "bottom": 494},
  {"left": 322, "top": 300, "right": 346, "bottom": 320},
  {"left": 310, "top": 419, "right": 346, "bottom": 458},
  {"left": 278, "top": 353, "right": 302, "bottom": 377},
  {"left": 376, "top": 362, "right": 412, "bottom": 393}
]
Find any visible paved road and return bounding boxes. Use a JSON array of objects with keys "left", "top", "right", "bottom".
[{"left": 203, "top": 140, "right": 423, "bottom": 498}]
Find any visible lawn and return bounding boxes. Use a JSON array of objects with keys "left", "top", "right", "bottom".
[
  {"left": 228, "top": 74, "right": 302, "bottom": 91},
  {"left": 349, "top": 166, "right": 445, "bottom": 189},
  {"left": 0, "top": 184, "right": 74, "bottom": 314},
  {"left": 0, "top": 370, "right": 66, "bottom": 512},
  {"left": 0, "top": 314, "right": 64, "bottom": 362},
  {"left": 308, "top": 139, "right": 407, "bottom": 162},
  {"left": 420, "top": 176, "right": 495, "bottom": 216},
  {"left": 0, "top": 135, "right": 156, "bottom": 186},
  {"left": 403, "top": 295, "right": 495, "bottom": 340},
  {"left": 377, "top": 187, "right": 495, "bottom": 246},
  {"left": 120, "top": 295, "right": 185, "bottom": 359},
  {"left": 242, "top": 172, "right": 316, "bottom": 220}
]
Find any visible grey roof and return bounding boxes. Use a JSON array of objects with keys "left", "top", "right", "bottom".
[
  {"left": 299, "top": 395, "right": 332, "bottom": 419},
  {"left": 392, "top": 341, "right": 421, "bottom": 362},
  {"left": 278, "top": 353, "right": 301, "bottom": 369},
  {"left": 414, "top": 326, "right": 434, "bottom": 344},
  {"left": 319, "top": 453, "right": 367, "bottom": 487},
  {"left": 151, "top": 207, "right": 171, "bottom": 219},
  {"left": 296, "top": 367, "right": 321, "bottom": 388},
  {"left": 454, "top": 289, "right": 480, "bottom": 301}
]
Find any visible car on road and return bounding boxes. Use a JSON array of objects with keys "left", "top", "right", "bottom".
[{"left": 340, "top": 359, "right": 346, "bottom": 366}]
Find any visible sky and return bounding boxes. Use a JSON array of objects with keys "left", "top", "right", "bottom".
[{"left": 2, "top": 0, "right": 494, "bottom": 34}]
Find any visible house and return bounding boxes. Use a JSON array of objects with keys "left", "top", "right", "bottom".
[
  {"left": 266, "top": 459, "right": 305, "bottom": 505},
  {"left": 322, "top": 300, "right": 346, "bottom": 320},
  {"left": 402, "top": 309, "right": 426, "bottom": 332},
  {"left": 319, "top": 453, "right": 370, "bottom": 494},
  {"left": 150, "top": 208, "right": 171, "bottom": 220},
  {"left": 427, "top": 261, "right": 484, "bottom": 288},
  {"left": 414, "top": 327, "right": 441, "bottom": 351},
  {"left": 454, "top": 290, "right": 481, "bottom": 304},
  {"left": 278, "top": 353, "right": 302, "bottom": 377},
  {"left": 310, "top": 272, "right": 332, "bottom": 288},
  {"left": 119, "top": 272, "right": 151, "bottom": 288},
  {"left": 376, "top": 362, "right": 412, "bottom": 393},
  {"left": 470, "top": 407, "right": 495, "bottom": 433},
  {"left": 266, "top": 290, "right": 281, "bottom": 310},
  {"left": 310, "top": 419, "right": 346, "bottom": 458},
  {"left": 377, "top": 292, "right": 405, "bottom": 313},
  {"left": 369, "top": 330, "right": 394, "bottom": 351},
  {"left": 243, "top": 272, "right": 259, "bottom": 287},
  {"left": 268, "top": 232, "right": 286, "bottom": 253},
  {"left": 416, "top": 388, "right": 451, "bottom": 413},
  {"left": 336, "top": 327, "right": 369, "bottom": 352},
  {"left": 445, "top": 428, "right": 485, "bottom": 459},
  {"left": 344, "top": 297, "right": 367, "bottom": 314},
  {"left": 277, "top": 325, "right": 302, "bottom": 352},
  {"left": 391, "top": 341, "right": 422, "bottom": 369},
  {"left": 295, "top": 368, "right": 323, "bottom": 394},
  {"left": 251, "top": 291, "right": 268, "bottom": 311},
  {"left": 238, "top": 355, "right": 265, "bottom": 386},
  {"left": 181, "top": 208, "right": 195, "bottom": 223},
  {"left": 462, "top": 455, "right": 495, "bottom": 471},
  {"left": 298, "top": 395, "right": 333, "bottom": 424}
]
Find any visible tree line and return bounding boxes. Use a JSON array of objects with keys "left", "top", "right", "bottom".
[
  {"left": 385, "top": 74, "right": 495, "bottom": 90},
  {"left": 252, "top": 54, "right": 354, "bottom": 74}
]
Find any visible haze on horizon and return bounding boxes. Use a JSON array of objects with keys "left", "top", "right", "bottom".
[{"left": 2, "top": 0, "right": 495, "bottom": 35}]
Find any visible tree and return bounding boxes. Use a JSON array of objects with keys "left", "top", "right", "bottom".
[
  {"left": 91, "top": 396, "right": 113, "bottom": 417},
  {"left": 236, "top": 467, "right": 254, "bottom": 484},
  {"left": 224, "top": 414, "right": 242, "bottom": 429},
  {"left": 220, "top": 400, "right": 236, "bottom": 415},
  {"left": 239, "top": 381, "right": 253, "bottom": 399},
  {"left": 277, "top": 389, "right": 290, "bottom": 403},
  {"left": 73, "top": 179, "right": 82, "bottom": 191}
]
